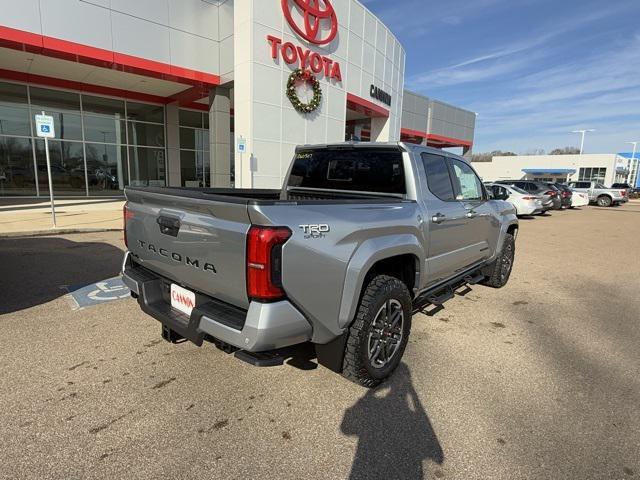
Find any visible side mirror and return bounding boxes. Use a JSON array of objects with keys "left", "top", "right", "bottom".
[{"left": 494, "top": 190, "right": 509, "bottom": 200}]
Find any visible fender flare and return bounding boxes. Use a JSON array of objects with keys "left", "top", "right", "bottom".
[
  {"left": 486, "top": 218, "right": 518, "bottom": 265},
  {"left": 337, "top": 234, "right": 424, "bottom": 330}
]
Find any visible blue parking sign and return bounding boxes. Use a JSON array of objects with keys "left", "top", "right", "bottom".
[{"left": 35, "top": 114, "right": 55, "bottom": 138}]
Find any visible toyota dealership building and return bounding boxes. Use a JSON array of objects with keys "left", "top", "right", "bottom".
[{"left": 0, "top": 0, "right": 475, "bottom": 197}]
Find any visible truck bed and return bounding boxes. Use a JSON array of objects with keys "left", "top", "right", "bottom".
[{"left": 126, "top": 186, "right": 406, "bottom": 204}]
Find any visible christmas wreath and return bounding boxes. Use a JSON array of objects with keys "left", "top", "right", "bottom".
[{"left": 286, "top": 69, "right": 322, "bottom": 114}]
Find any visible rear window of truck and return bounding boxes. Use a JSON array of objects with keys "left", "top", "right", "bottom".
[{"left": 287, "top": 148, "right": 406, "bottom": 194}]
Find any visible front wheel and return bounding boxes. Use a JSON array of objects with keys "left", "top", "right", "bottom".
[
  {"left": 341, "top": 275, "right": 412, "bottom": 388},
  {"left": 481, "top": 233, "right": 515, "bottom": 288}
]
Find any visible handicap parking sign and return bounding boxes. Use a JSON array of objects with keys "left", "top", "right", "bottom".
[{"left": 35, "top": 114, "right": 55, "bottom": 138}]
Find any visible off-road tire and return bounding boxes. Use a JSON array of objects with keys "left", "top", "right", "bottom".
[
  {"left": 597, "top": 195, "right": 612, "bottom": 207},
  {"left": 341, "top": 275, "right": 412, "bottom": 388},
  {"left": 481, "top": 233, "right": 515, "bottom": 288}
]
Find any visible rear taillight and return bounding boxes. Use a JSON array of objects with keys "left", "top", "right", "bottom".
[
  {"left": 123, "top": 204, "right": 134, "bottom": 248},
  {"left": 620, "top": 190, "right": 627, "bottom": 197},
  {"left": 246, "top": 226, "right": 291, "bottom": 302},
  {"left": 545, "top": 190, "right": 557, "bottom": 196}
]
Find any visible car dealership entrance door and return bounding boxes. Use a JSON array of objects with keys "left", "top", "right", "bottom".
[{"left": 344, "top": 93, "right": 390, "bottom": 143}]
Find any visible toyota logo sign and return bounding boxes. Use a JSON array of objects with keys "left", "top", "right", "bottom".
[{"left": 281, "top": 0, "right": 338, "bottom": 46}]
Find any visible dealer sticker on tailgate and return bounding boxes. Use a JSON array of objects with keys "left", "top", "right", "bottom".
[{"left": 170, "top": 284, "right": 196, "bottom": 316}]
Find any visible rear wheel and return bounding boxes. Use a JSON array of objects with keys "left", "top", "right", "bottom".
[
  {"left": 597, "top": 195, "right": 612, "bottom": 207},
  {"left": 481, "top": 233, "right": 515, "bottom": 288},
  {"left": 341, "top": 275, "right": 412, "bottom": 388}
]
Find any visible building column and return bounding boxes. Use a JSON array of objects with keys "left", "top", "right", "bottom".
[
  {"left": 371, "top": 117, "right": 390, "bottom": 142},
  {"left": 165, "top": 102, "right": 181, "bottom": 187},
  {"left": 209, "top": 86, "right": 232, "bottom": 187}
]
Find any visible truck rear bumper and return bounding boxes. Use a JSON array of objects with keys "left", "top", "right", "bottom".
[{"left": 122, "top": 252, "right": 312, "bottom": 352}]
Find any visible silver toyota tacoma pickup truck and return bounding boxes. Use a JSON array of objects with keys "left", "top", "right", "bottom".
[{"left": 122, "top": 143, "right": 518, "bottom": 386}]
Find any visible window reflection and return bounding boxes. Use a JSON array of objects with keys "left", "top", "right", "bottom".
[
  {"left": 0, "top": 136, "right": 36, "bottom": 196},
  {"left": 0, "top": 82, "right": 167, "bottom": 197},
  {"left": 85, "top": 143, "right": 128, "bottom": 194},
  {"left": 129, "top": 147, "right": 166, "bottom": 187},
  {"left": 35, "top": 140, "right": 86, "bottom": 195}
]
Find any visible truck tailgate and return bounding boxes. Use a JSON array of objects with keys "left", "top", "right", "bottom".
[{"left": 125, "top": 188, "right": 251, "bottom": 309}]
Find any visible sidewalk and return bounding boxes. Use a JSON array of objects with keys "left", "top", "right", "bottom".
[{"left": 0, "top": 198, "right": 124, "bottom": 237}]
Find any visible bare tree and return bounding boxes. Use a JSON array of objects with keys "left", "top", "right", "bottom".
[
  {"left": 549, "top": 146, "right": 580, "bottom": 155},
  {"left": 471, "top": 150, "right": 517, "bottom": 162}
]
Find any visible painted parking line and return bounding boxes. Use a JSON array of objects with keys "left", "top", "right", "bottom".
[{"left": 64, "top": 276, "right": 130, "bottom": 310}]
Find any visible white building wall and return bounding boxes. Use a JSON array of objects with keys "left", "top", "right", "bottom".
[
  {"left": 233, "top": 0, "right": 405, "bottom": 189},
  {"left": 473, "top": 154, "right": 620, "bottom": 185},
  {"left": 0, "top": 0, "right": 222, "bottom": 77}
]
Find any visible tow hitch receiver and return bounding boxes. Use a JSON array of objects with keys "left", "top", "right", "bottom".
[{"left": 162, "top": 325, "right": 185, "bottom": 344}]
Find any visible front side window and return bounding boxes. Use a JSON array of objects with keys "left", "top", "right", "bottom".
[
  {"left": 421, "top": 153, "right": 455, "bottom": 201},
  {"left": 450, "top": 159, "right": 484, "bottom": 201}
]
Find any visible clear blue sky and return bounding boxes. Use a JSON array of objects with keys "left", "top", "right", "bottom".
[{"left": 363, "top": 0, "right": 640, "bottom": 154}]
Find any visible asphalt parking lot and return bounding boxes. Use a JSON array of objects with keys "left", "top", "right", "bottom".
[{"left": 1, "top": 203, "right": 639, "bottom": 480}]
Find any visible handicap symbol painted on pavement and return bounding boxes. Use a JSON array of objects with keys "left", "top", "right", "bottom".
[{"left": 65, "top": 276, "right": 131, "bottom": 310}]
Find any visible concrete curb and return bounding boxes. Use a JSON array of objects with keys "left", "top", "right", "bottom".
[{"left": 0, "top": 227, "right": 122, "bottom": 238}]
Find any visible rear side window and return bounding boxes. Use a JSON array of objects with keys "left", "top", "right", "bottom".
[
  {"left": 421, "top": 153, "right": 455, "bottom": 201},
  {"left": 288, "top": 148, "right": 405, "bottom": 194},
  {"left": 450, "top": 159, "right": 484, "bottom": 201}
]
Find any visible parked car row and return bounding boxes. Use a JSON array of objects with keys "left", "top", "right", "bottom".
[{"left": 485, "top": 179, "right": 626, "bottom": 217}]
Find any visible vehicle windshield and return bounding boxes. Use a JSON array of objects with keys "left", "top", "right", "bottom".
[
  {"left": 287, "top": 148, "right": 406, "bottom": 195},
  {"left": 510, "top": 186, "right": 528, "bottom": 194}
]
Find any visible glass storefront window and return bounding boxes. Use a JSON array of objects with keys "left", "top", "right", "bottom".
[
  {"left": 128, "top": 121, "right": 165, "bottom": 147},
  {"left": 179, "top": 109, "right": 203, "bottom": 128},
  {"left": 180, "top": 150, "right": 198, "bottom": 186},
  {"left": 85, "top": 143, "right": 128, "bottom": 195},
  {"left": 84, "top": 115, "right": 126, "bottom": 144},
  {"left": 37, "top": 111, "right": 83, "bottom": 141},
  {"left": 179, "top": 127, "right": 210, "bottom": 151},
  {"left": 0, "top": 82, "right": 167, "bottom": 197},
  {"left": 0, "top": 82, "right": 31, "bottom": 137},
  {"left": 198, "top": 150, "right": 210, "bottom": 187},
  {"left": 30, "top": 87, "right": 80, "bottom": 113},
  {"left": 35, "top": 140, "right": 86, "bottom": 196},
  {"left": 578, "top": 167, "right": 606, "bottom": 182},
  {"left": 127, "top": 102, "right": 164, "bottom": 123},
  {"left": 128, "top": 147, "right": 166, "bottom": 187},
  {"left": 82, "top": 95, "right": 125, "bottom": 116},
  {"left": 0, "top": 136, "right": 36, "bottom": 196},
  {"left": 179, "top": 109, "right": 209, "bottom": 187}
]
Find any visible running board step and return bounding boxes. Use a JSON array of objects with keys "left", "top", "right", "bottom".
[
  {"left": 234, "top": 350, "right": 285, "bottom": 367},
  {"left": 426, "top": 286, "right": 454, "bottom": 306},
  {"left": 464, "top": 273, "right": 485, "bottom": 285}
]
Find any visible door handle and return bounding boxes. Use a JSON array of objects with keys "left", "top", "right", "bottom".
[
  {"left": 157, "top": 216, "right": 181, "bottom": 237},
  {"left": 466, "top": 210, "right": 477, "bottom": 219},
  {"left": 431, "top": 213, "right": 446, "bottom": 224}
]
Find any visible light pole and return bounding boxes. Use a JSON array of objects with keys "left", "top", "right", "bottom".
[
  {"left": 626, "top": 141, "right": 638, "bottom": 185},
  {"left": 571, "top": 129, "right": 595, "bottom": 154}
]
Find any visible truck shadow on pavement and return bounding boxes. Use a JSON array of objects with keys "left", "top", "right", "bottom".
[
  {"left": 0, "top": 235, "right": 123, "bottom": 315},
  {"left": 341, "top": 363, "right": 444, "bottom": 479}
]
